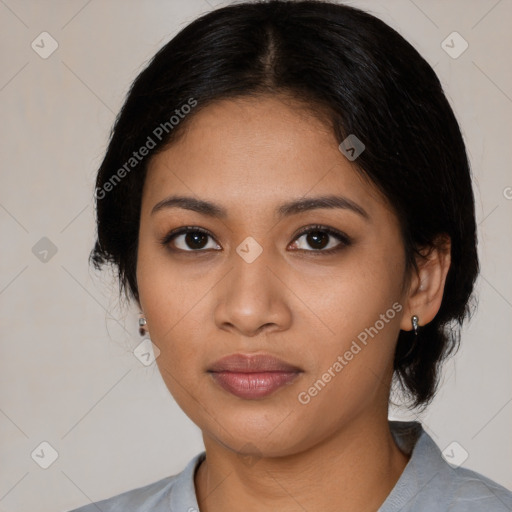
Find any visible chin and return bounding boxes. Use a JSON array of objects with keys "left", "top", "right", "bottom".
[{"left": 200, "top": 407, "right": 318, "bottom": 457}]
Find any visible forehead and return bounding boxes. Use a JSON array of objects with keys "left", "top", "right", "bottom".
[{"left": 143, "top": 95, "right": 388, "bottom": 216}]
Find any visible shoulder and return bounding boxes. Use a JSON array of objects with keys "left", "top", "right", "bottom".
[
  {"left": 65, "top": 452, "right": 205, "bottom": 512},
  {"left": 382, "top": 421, "right": 512, "bottom": 512},
  {"left": 65, "top": 474, "right": 176, "bottom": 512},
  {"left": 433, "top": 464, "right": 512, "bottom": 511}
]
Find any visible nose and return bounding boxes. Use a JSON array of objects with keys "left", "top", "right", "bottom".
[{"left": 213, "top": 246, "right": 292, "bottom": 338}]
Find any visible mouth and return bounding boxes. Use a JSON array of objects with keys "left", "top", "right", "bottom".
[{"left": 207, "top": 353, "right": 303, "bottom": 400}]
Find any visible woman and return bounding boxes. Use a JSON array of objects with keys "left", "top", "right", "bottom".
[{"left": 68, "top": 1, "right": 512, "bottom": 510}]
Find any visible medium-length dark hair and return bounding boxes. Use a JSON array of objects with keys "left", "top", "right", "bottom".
[{"left": 90, "top": 0, "right": 479, "bottom": 411}]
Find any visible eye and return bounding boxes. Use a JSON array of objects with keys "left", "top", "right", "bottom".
[
  {"left": 159, "top": 226, "right": 221, "bottom": 252},
  {"left": 160, "top": 224, "right": 351, "bottom": 254},
  {"left": 289, "top": 225, "right": 351, "bottom": 254}
]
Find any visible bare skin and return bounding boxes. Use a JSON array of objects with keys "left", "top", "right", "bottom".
[{"left": 136, "top": 94, "right": 451, "bottom": 512}]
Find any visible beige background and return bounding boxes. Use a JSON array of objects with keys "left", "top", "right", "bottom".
[{"left": 0, "top": 1, "right": 511, "bottom": 511}]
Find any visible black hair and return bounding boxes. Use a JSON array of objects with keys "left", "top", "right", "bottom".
[{"left": 89, "top": 0, "right": 479, "bottom": 411}]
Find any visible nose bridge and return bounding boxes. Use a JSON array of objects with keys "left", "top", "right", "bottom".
[
  {"left": 228, "top": 239, "right": 277, "bottom": 304},
  {"left": 213, "top": 239, "right": 290, "bottom": 335}
]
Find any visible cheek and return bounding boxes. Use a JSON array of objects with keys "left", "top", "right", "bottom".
[
  {"left": 137, "top": 226, "right": 205, "bottom": 328},
  {"left": 297, "top": 246, "right": 404, "bottom": 338},
  {"left": 136, "top": 239, "right": 225, "bottom": 400},
  {"left": 292, "top": 245, "right": 405, "bottom": 393}
]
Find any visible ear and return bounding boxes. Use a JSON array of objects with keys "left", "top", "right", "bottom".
[{"left": 400, "top": 235, "right": 451, "bottom": 332}]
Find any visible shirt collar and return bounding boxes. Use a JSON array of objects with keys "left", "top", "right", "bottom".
[{"left": 378, "top": 420, "right": 447, "bottom": 511}]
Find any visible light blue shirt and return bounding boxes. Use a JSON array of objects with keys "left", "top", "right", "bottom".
[{"left": 66, "top": 420, "right": 512, "bottom": 511}]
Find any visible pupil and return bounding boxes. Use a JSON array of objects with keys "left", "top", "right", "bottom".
[
  {"left": 186, "top": 232, "right": 207, "bottom": 249},
  {"left": 307, "top": 231, "right": 328, "bottom": 249}
]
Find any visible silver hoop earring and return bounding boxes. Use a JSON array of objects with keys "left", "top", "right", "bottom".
[
  {"left": 411, "top": 315, "right": 419, "bottom": 336},
  {"left": 138, "top": 315, "right": 147, "bottom": 337}
]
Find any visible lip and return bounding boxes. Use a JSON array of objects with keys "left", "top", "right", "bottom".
[
  {"left": 209, "top": 353, "right": 302, "bottom": 373},
  {"left": 208, "top": 353, "right": 303, "bottom": 399}
]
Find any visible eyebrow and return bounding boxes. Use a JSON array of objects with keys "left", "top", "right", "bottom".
[{"left": 150, "top": 194, "right": 369, "bottom": 220}]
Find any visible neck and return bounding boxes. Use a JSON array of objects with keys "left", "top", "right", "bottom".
[{"left": 194, "top": 412, "right": 410, "bottom": 512}]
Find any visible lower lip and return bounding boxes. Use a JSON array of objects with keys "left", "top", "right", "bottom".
[{"left": 210, "top": 371, "right": 300, "bottom": 399}]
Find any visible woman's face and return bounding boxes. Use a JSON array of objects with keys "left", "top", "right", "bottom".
[{"left": 137, "top": 95, "right": 411, "bottom": 457}]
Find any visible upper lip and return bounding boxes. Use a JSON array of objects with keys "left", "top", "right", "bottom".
[{"left": 208, "top": 353, "right": 302, "bottom": 373}]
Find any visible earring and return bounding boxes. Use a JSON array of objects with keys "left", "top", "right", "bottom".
[
  {"left": 138, "top": 314, "right": 147, "bottom": 337},
  {"left": 411, "top": 315, "right": 419, "bottom": 336}
]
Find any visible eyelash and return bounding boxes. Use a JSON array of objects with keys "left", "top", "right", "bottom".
[{"left": 159, "top": 224, "right": 352, "bottom": 255}]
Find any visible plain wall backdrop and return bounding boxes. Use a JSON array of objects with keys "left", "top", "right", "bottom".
[{"left": 0, "top": 1, "right": 511, "bottom": 511}]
